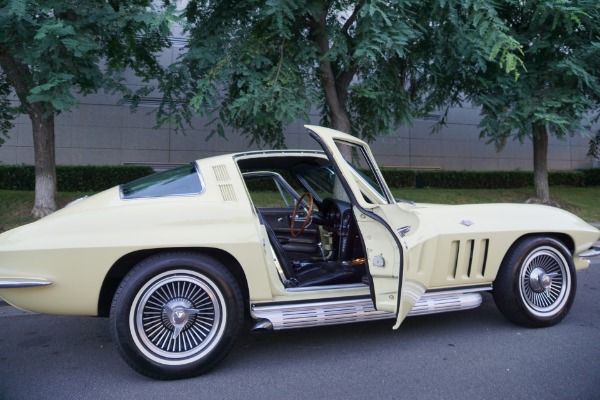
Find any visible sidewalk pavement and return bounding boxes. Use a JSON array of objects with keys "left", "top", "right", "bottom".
[{"left": 2, "top": 222, "right": 600, "bottom": 309}]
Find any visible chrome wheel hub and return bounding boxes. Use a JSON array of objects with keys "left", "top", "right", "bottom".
[
  {"left": 163, "top": 298, "right": 200, "bottom": 339},
  {"left": 529, "top": 267, "right": 559, "bottom": 292}
]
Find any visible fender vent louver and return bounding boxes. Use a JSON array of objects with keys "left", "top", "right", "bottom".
[{"left": 448, "top": 238, "right": 490, "bottom": 279}]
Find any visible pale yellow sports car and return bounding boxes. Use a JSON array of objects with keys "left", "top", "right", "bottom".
[{"left": 1, "top": 126, "right": 599, "bottom": 380}]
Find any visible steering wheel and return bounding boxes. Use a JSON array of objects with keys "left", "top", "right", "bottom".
[{"left": 290, "top": 192, "right": 314, "bottom": 237}]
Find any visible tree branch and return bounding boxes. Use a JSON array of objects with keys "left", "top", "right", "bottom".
[
  {"left": 273, "top": 41, "right": 285, "bottom": 87},
  {"left": 312, "top": 8, "right": 344, "bottom": 116},
  {"left": 0, "top": 52, "right": 36, "bottom": 115},
  {"left": 342, "top": 0, "right": 365, "bottom": 34},
  {"left": 336, "top": 1, "right": 364, "bottom": 104},
  {"left": 310, "top": 5, "right": 352, "bottom": 132}
]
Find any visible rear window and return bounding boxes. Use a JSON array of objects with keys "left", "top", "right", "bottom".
[{"left": 120, "top": 163, "right": 204, "bottom": 199}]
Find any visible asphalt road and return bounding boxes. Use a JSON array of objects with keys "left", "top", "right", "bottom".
[{"left": 1, "top": 257, "right": 599, "bottom": 400}]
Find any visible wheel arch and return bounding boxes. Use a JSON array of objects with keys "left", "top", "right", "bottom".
[
  {"left": 492, "top": 231, "right": 577, "bottom": 327},
  {"left": 491, "top": 232, "right": 574, "bottom": 283},
  {"left": 510, "top": 232, "right": 574, "bottom": 256},
  {"left": 98, "top": 247, "right": 250, "bottom": 318}
]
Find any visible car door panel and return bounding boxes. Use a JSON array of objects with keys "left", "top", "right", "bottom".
[
  {"left": 257, "top": 207, "right": 320, "bottom": 256},
  {"left": 306, "top": 125, "right": 414, "bottom": 328}
]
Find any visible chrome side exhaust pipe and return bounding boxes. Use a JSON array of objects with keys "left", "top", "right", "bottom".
[{"left": 251, "top": 289, "right": 485, "bottom": 331}]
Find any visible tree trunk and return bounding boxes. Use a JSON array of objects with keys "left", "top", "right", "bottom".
[
  {"left": 30, "top": 111, "right": 57, "bottom": 217},
  {"left": 311, "top": 5, "right": 354, "bottom": 161},
  {"left": 532, "top": 123, "right": 550, "bottom": 203},
  {"left": 0, "top": 53, "right": 57, "bottom": 217}
]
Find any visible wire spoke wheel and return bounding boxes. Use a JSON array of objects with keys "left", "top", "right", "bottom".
[
  {"left": 493, "top": 237, "right": 576, "bottom": 327},
  {"left": 110, "top": 253, "right": 243, "bottom": 379},
  {"left": 519, "top": 247, "right": 570, "bottom": 316},
  {"left": 131, "top": 270, "right": 226, "bottom": 364}
]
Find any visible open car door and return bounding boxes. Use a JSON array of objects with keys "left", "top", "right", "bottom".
[{"left": 306, "top": 125, "right": 420, "bottom": 329}]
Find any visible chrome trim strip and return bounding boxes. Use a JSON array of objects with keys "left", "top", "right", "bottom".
[
  {"left": 0, "top": 279, "right": 53, "bottom": 289},
  {"left": 426, "top": 285, "right": 493, "bottom": 294},
  {"left": 233, "top": 150, "right": 326, "bottom": 159},
  {"left": 285, "top": 283, "right": 367, "bottom": 292},
  {"left": 251, "top": 289, "right": 483, "bottom": 330},
  {"left": 579, "top": 246, "right": 600, "bottom": 259}
]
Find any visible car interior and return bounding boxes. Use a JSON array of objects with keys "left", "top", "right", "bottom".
[{"left": 237, "top": 154, "right": 368, "bottom": 288}]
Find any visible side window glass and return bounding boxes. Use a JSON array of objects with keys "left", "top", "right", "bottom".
[
  {"left": 120, "top": 163, "right": 203, "bottom": 199},
  {"left": 334, "top": 140, "right": 389, "bottom": 204},
  {"left": 244, "top": 175, "right": 296, "bottom": 208}
]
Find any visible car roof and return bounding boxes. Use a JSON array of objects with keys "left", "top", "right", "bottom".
[{"left": 232, "top": 150, "right": 329, "bottom": 171}]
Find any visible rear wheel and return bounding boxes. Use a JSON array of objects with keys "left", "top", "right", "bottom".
[
  {"left": 110, "top": 252, "right": 243, "bottom": 379},
  {"left": 493, "top": 237, "right": 576, "bottom": 327}
]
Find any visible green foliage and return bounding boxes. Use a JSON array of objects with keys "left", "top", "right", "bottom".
[
  {"left": 0, "top": 165, "right": 35, "bottom": 190},
  {"left": 0, "top": 69, "right": 18, "bottom": 145},
  {"left": 0, "top": 165, "right": 154, "bottom": 191},
  {"left": 424, "top": 0, "right": 600, "bottom": 201},
  {"left": 415, "top": 170, "right": 528, "bottom": 189},
  {"left": 588, "top": 132, "right": 600, "bottom": 159},
  {"left": 0, "top": 0, "right": 174, "bottom": 124},
  {"left": 1, "top": 164, "right": 590, "bottom": 192},
  {"left": 465, "top": 1, "right": 600, "bottom": 146},
  {"left": 410, "top": 170, "right": 584, "bottom": 189},
  {"left": 379, "top": 168, "right": 417, "bottom": 188},
  {"left": 158, "top": 0, "right": 523, "bottom": 146},
  {"left": 0, "top": 0, "right": 174, "bottom": 214},
  {"left": 581, "top": 168, "right": 600, "bottom": 187},
  {"left": 548, "top": 171, "right": 586, "bottom": 188}
]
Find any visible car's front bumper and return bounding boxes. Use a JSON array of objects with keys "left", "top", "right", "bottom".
[{"left": 579, "top": 246, "right": 600, "bottom": 259}]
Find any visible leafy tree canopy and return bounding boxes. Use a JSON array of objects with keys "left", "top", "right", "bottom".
[
  {"left": 0, "top": 0, "right": 175, "bottom": 216},
  {"left": 0, "top": 0, "right": 173, "bottom": 119},
  {"left": 444, "top": 0, "right": 600, "bottom": 202},
  {"left": 158, "top": 0, "right": 523, "bottom": 148},
  {"left": 462, "top": 0, "right": 600, "bottom": 146}
]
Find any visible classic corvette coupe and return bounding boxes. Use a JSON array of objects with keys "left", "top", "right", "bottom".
[{"left": 1, "top": 126, "right": 599, "bottom": 380}]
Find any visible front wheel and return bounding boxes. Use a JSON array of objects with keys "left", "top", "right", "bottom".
[
  {"left": 493, "top": 237, "right": 576, "bottom": 328},
  {"left": 110, "top": 252, "right": 243, "bottom": 379}
]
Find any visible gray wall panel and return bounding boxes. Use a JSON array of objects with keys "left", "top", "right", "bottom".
[{"left": 1, "top": 100, "right": 597, "bottom": 170}]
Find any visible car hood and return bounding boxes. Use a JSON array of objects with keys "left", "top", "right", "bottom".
[{"left": 402, "top": 201, "right": 599, "bottom": 251}]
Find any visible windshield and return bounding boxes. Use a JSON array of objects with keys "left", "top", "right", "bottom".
[
  {"left": 296, "top": 166, "right": 337, "bottom": 202},
  {"left": 296, "top": 162, "right": 387, "bottom": 205},
  {"left": 120, "top": 163, "right": 204, "bottom": 199}
]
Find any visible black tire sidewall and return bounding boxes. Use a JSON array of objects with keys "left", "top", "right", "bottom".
[
  {"left": 493, "top": 237, "right": 576, "bottom": 328},
  {"left": 109, "top": 252, "right": 243, "bottom": 380}
]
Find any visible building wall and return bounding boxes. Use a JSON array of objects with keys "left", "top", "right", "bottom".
[
  {"left": 1, "top": 36, "right": 596, "bottom": 171},
  {"left": 0, "top": 94, "right": 596, "bottom": 171}
]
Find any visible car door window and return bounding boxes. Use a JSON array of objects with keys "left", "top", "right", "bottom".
[
  {"left": 243, "top": 173, "right": 297, "bottom": 208},
  {"left": 334, "top": 140, "right": 390, "bottom": 204}
]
